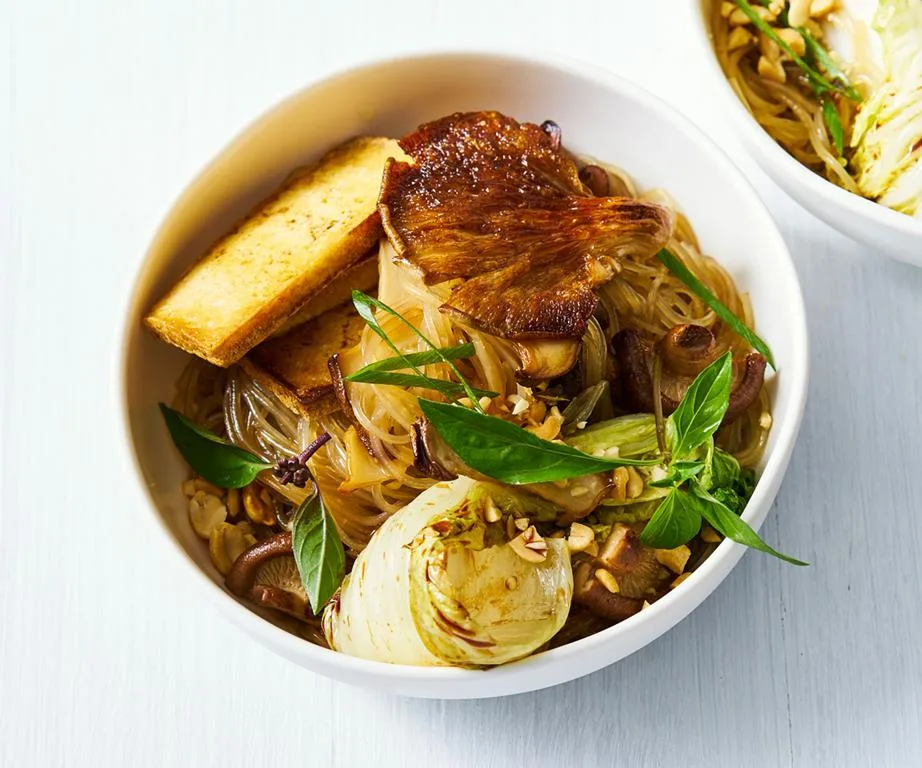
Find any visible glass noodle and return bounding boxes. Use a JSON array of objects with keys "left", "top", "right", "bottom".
[{"left": 173, "top": 162, "right": 771, "bottom": 552}]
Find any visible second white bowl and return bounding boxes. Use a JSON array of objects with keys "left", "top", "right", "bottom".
[{"left": 690, "top": 0, "right": 922, "bottom": 264}]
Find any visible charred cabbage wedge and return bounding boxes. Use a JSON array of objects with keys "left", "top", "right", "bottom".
[
  {"left": 852, "top": 0, "right": 922, "bottom": 217},
  {"left": 322, "top": 477, "right": 573, "bottom": 666}
]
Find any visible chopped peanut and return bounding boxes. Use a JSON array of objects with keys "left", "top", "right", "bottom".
[{"left": 655, "top": 545, "right": 692, "bottom": 575}]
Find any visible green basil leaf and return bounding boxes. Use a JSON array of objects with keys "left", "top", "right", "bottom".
[
  {"left": 822, "top": 99, "right": 846, "bottom": 155},
  {"left": 657, "top": 248, "right": 775, "bottom": 368},
  {"left": 346, "top": 343, "right": 475, "bottom": 377},
  {"left": 802, "top": 30, "right": 862, "bottom": 102},
  {"left": 159, "top": 403, "right": 272, "bottom": 488},
  {"left": 666, "top": 353, "right": 733, "bottom": 460},
  {"left": 291, "top": 493, "right": 346, "bottom": 613},
  {"left": 345, "top": 370, "right": 496, "bottom": 398},
  {"left": 639, "top": 487, "right": 702, "bottom": 549},
  {"left": 691, "top": 483, "right": 808, "bottom": 566},
  {"left": 352, "top": 291, "right": 486, "bottom": 413},
  {"left": 649, "top": 460, "right": 705, "bottom": 488},
  {"left": 419, "top": 399, "right": 658, "bottom": 485}
]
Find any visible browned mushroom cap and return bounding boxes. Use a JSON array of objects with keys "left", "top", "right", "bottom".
[
  {"left": 725, "top": 353, "right": 767, "bottom": 423},
  {"left": 596, "top": 524, "right": 670, "bottom": 598},
  {"left": 225, "top": 533, "right": 314, "bottom": 621},
  {"left": 379, "top": 112, "right": 673, "bottom": 342},
  {"left": 658, "top": 324, "right": 720, "bottom": 377},
  {"left": 573, "top": 562, "right": 644, "bottom": 622},
  {"left": 612, "top": 328, "right": 678, "bottom": 414},
  {"left": 612, "top": 326, "right": 766, "bottom": 425},
  {"left": 578, "top": 165, "right": 611, "bottom": 197},
  {"left": 328, "top": 353, "right": 384, "bottom": 459}
]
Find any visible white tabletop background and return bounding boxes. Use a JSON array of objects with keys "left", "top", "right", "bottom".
[{"left": 3, "top": 0, "right": 921, "bottom": 766}]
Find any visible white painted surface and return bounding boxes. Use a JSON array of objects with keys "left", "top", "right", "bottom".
[{"left": 2, "top": 1, "right": 919, "bottom": 766}]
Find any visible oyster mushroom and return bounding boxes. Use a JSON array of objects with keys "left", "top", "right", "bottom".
[
  {"left": 612, "top": 326, "right": 766, "bottom": 424},
  {"left": 225, "top": 532, "right": 313, "bottom": 621},
  {"left": 379, "top": 111, "right": 673, "bottom": 344}
]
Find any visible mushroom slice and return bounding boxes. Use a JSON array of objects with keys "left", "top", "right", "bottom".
[
  {"left": 226, "top": 532, "right": 314, "bottom": 621},
  {"left": 658, "top": 324, "right": 720, "bottom": 376},
  {"left": 513, "top": 339, "right": 581, "bottom": 380},
  {"left": 249, "top": 557, "right": 311, "bottom": 620},
  {"left": 572, "top": 562, "right": 644, "bottom": 622},
  {"left": 613, "top": 326, "right": 766, "bottom": 425},
  {"left": 596, "top": 524, "right": 670, "bottom": 599},
  {"left": 725, "top": 353, "right": 768, "bottom": 422},
  {"left": 410, "top": 419, "right": 458, "bottom": 481},
  {"left": 379, "top": 112, "right": 673, "bottom": 341}
]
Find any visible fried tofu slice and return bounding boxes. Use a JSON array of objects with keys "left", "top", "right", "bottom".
[
  {"left": 273, "top": 253, "right": 378, "bottom": 336},
  {"left": 241, "top": 301, "right": 365, "bottom": 418},
  {"left": 145, "top": 137, "right": 407, "bottom": 367}
]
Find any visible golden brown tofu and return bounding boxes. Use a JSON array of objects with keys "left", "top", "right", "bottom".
[
  {"left": 241, "top": 301, "right": 366, "bottom": 418},
  {"left": 273, "top": 253, "right": 378, "bottom": 336},
  {"left": 145, "top": 137, "right": 407, "bottom": 367}
]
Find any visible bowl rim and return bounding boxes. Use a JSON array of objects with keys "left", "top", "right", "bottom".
[
  {"left": 116, "top": 47, "right": 810, "bottom": 694},
  {"left": 688, "top": 0, "right": 922, "bottom": 241}
]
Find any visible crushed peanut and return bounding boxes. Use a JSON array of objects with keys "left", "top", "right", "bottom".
[
  {"left": 225, "top": 487, "right": 241, "bottom": 520},
  {"left": 656, "top": 545, "right": 692, "bottom": 575},
  {"left": 242, "top": 484, "right": 276, "bottom": 526},
  {"left": 777, "top": 27, "right": 807, "bottom": 57},
  {"left": 758, "top": 55, "right": 787, "bottom": 83},
  {"left": 810, "top": 0, "right": 835, "bottom": 17},
  {"left": 728, "top": 26, "right": 754, "bottom": 51},
  {"left": 505, "top": 576, "right": 519, "bottom": 590},
  {"left": 188, "top": 491, "right": 227, "bottom": 540},
  {"left": 508, "top": 526, "right": 548, "bottom": 563},
  {"left": 483, "top": 497, "right": 502, "bottom": 523},
  {"left": 514, "top": 517, "right": 530, "bottom": 532},
  {"left": 567, "top": 522, "right": 595, "bottom": 553},
  {"left": 595, "top": 569, "right": 620, "bottom": 594},
  {"left": 208, "top": 522, "right": 256, "bottom": 575},
  {"left": 701, "top": 526, "right": 722, "bottom": 544}
]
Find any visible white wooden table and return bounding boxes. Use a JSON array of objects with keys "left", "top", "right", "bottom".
[{"left": 3, "top": 1, "right": 921, "bottom": 765}]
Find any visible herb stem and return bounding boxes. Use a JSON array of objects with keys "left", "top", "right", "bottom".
[{"left": 652, "top": 353, "right": 668, "bottom": 461}]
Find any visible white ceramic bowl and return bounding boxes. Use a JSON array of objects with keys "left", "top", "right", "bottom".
[
  {"left": 691, "top": 0, "right": 922, "bottom": 264},
  {"left": 119, "top": 51, "right": 809, "bottom": 699}
]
